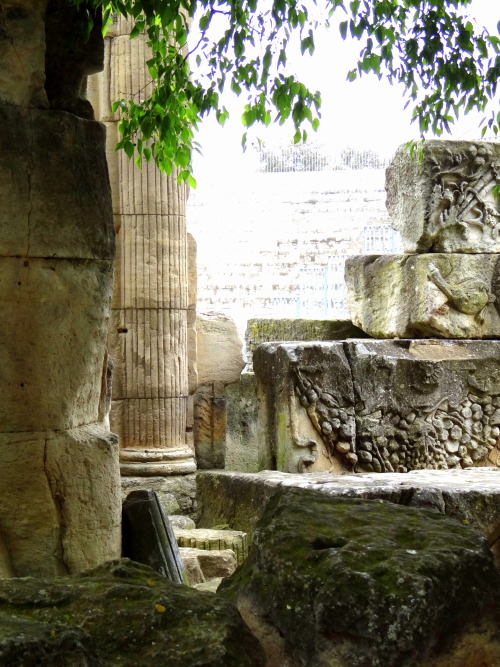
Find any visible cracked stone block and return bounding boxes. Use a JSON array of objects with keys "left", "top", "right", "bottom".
[
  {"left": 253, "top": 342, "right": 356, "bottom": 473},
  {"left": 0, "top": 107, "right": 114, "bottom": 259},
  {"left": 0, "top": 0, "right": 48, "bottom": 108},
  {"left": 346, "top": 339, "right": 500, "bottom": 473},
  {"left": 386, "top": 140, "right": 500, "bottom": 253},
  {"left": 0, "top": 257, "right": 113, "bottom": 431},
  {"left": 345, "top": 253, "right": 500, "bottom": 338},
  {"left": 0, "top": 425, "right": 121, "bottom": 577}
]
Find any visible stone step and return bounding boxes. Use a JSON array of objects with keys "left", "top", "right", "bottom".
[{"left": 174, "top": 528, "right": 248, "bottom": 565}]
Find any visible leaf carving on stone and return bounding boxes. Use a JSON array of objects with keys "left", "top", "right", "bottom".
[
  {"left": 428, "top": 144, "right": 500, "bottom": 239},
  {"left": 293, "top": 366, "right": 357, "bottom": 470}
]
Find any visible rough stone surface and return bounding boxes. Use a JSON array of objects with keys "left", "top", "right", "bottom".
[
  {"left": 121, "top": 474, "right": 197, "bottom": 519},
  {"left": 0, "top": 107, "right": 114, "bottom": 259},
  {"left": 386, "top": 141, "right": 500, "bottom": 253},
  {"left": 197, "top": 468, "right": 500, "bottom": 551},
  {"left": 345, "top": 253, "right": 500, "bottom": 339},
  {"left": 220, "top": 487, "right": 500, "bottom": 667},
  {"left": 0, "top": 0, "right": 48, "bottom": 108},
  {"left": 0, "top": 425, "right": 121, "bottom": 577},
  {"left": 194, "top": 383, "right": 227, "bottom": 469},
  {"left": 0, "top": 257, "right": 113, "bottom": 432},
  {"left": 245, "top": 318, "right": 367, "bottom": 371},
  {"left": 196, "top": 312, "right": 245, "bottom": 386},
  {"left": 225, "top": 373, "right": 262, "bottom": 473},
  {"left": 254, "top": 342, "right": 356, "bottom": 473},
  {"left": 0, "top": 558, "right": 265, "bottom": 666},
  {"left": 175, "top": 528, "right": 248, "bottom": 565},
  {"left": 347, "top": 339, "right": 500, "bottom": 472}
]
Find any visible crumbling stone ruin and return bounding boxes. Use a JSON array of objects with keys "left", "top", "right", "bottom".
[{"left": 251, "top": 141, "right": 500, "bottom": 476}]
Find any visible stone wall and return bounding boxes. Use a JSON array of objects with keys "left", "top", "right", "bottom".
[{"left": 187, "top": 168, "right": 397, "bottom": 328}]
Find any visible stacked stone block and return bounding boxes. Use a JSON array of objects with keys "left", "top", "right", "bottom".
[
  {"left": 344, "top": 141, "right": 500, "bottom": 472},
  {"left": 253, "top": 142, "right": 500, "bottom": 475}
]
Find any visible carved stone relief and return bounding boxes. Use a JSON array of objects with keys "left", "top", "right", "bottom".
[
  {"left": 346, "top": 340, "right": 500, "bottom": 473},
  {"left": 386, "top": 141, "right": 500, "bottom": 253},
  {"left": 253, "top": 341, "right": 500, "bottom": 475},
  {"left": 345, "top": 253, "right": 500, "bottom": 338}
]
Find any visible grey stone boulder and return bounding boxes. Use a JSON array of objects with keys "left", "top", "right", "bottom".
[
  {"left": 220, "top": 487, "right": 500, "bottom": 667},
  {"left": 0, "top": 558, "right": 264, "bottom": 666}
]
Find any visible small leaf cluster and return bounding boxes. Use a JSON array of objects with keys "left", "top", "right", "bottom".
[
  {"left": 338, "top": 0, "right": 500, "bottom": 138},
  {"left": 81, "top": 0, "right": 499, "bottom": 179}
]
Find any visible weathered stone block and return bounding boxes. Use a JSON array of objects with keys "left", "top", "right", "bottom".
[
  {"left": 220, "top": 487, "right": 500, "bottom": 667},
  {"left": 197, "top": 468, "right": 500, "bottom": 555},
  {"left": 225, "top": 372, "right": 261, "bottom": 473},
  {"left": 0, "top": 425, "right": 121, "bottom": 577},
  {"left": 254, "top": 342, "right": 356, "bottom": 473},
  {"left": 196, "top": 312, "right": 245, "bottom": 386},
  {"left": 0, "top": 108, "right": 114, "bottom": 259},
  {"left": 0, "top": 0, "right": 47, "bottom": 108},
  {"left": 0, "top": 559, "right": 265, "bottom": 665},
  {"left": 386, "top": 141, "right": 500, "bottom": 253},
  {"left": 193, "top": 384, "right": 227, "bottom": 469},
  {"left": 346, "top": 339, "right": 500, "bottom": 472},
  {"left": 345, "top": 253, "right": 500, "bottom": 338},
  {"left": 0, "top": 257, "right": 113, "bottom": 431},
  {"left": 245, "top": 317, "right": 367, "bottom": 371},
  {"left": 175, "top": 528, "right": 248, "bottom": 565}
]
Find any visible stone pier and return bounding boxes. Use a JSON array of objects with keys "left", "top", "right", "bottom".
[{"left": 0, "top": 0, "right": 122, "bottom": 575}]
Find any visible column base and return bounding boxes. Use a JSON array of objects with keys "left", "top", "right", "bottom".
[{"left": 120, "top": 446, "right": 196, "bottom": 476}]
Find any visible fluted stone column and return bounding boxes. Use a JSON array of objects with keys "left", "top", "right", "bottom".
[{"left": 89, "top": 18, "right": 196, "bottom": 502}]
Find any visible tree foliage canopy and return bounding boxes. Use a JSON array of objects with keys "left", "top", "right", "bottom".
[{"left": 88, "top": 0, "right": 499, "bottom": 181}]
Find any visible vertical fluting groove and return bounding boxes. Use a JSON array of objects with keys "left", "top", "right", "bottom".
[{"left": 102, "top": 25, "right": 190, "bottom": 452}]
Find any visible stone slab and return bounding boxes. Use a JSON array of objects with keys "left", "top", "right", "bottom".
[
  {"left": 0, "top": 257, "right": 113, "bottom": 431},
  {"left": 0, "top": 425, "right": 121, "bottom": 577},
  {"left": 197, "top": 468, "right": 500, "bottom": 553},
  {"left": 345, "top": 253, "right": 500, "bottom": 338},
  {"left": 0, "top": 108, "right": 114, "bottom": 259},
  {"left": 245, "top": 317, "right": 367, "bottom": 371},
  {"left": 386, "top": 140, "right": 500, "bottom": 253}
]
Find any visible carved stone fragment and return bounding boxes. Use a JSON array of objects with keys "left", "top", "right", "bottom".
[
  {"left": 386, "top": 141, "right": 500, "bottom": 253},
  {"left": 346, "top": 339, "right": 500, "bottom": 473},
  {"left": 253, "top": 342, "right": 356, "bottom": 473},
  {"left": 345, "top": 253, "right": 500, "bottom": 338}
]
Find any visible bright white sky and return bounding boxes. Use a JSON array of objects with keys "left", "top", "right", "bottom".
[{"left": 190, "top": 0, "right": 498, "bottom": 179}]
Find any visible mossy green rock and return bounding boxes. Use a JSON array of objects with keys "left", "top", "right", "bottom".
[
  {"left": 220, "top": 488, "right": 500, "bottom": 667},
  {"left": 0, "top": 558, "right": 264, "bottom": 666}
]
